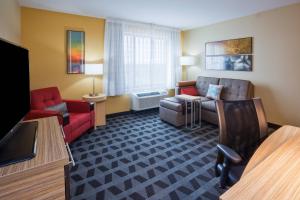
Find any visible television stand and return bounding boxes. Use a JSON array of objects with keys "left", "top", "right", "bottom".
[
  {"left": 0, "top": 121, "right": 38, "bottom": 167},
  {"left": 0, "top": 117, "right": 70, "bottom": 199}
]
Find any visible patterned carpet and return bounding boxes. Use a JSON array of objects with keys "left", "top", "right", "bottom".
[{"left": 69, "top": 109, "right": 226, "bottom": 200}]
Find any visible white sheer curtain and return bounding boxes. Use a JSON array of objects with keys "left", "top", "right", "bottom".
[
  {"left": 103, "top": 19, "right": 126, "bottom": 96},
  {"left": 104, "top": 19, "right": 181, "bottom": 96}
]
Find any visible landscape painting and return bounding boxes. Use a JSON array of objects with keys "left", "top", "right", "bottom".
[
  {"left": 67, "top": 30, "right": 85, "bottom": 74},
  {"left": 205, "top": 37, "right": 253, "bottom": 71}
]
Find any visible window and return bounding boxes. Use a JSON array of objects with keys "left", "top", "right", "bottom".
[{"left": 104, "top": 19, "right": 181, "bottom": 96}]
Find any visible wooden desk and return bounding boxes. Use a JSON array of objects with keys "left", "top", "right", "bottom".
[
  {"left": 0, "top": 117, "right": 70, "bottom": 200},
  {"left": 83, "top": 94, "right": 106, "bottom": 128},
  {"left": 220, "top": 125, "right": 300, "bottom": 200}
]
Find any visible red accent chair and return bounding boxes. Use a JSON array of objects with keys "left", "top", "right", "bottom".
[{"left": 25, "top": 87, "right": 95, "bottom": 143}]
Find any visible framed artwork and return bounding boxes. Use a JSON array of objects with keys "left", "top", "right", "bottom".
[
  {"left": 205, "top": 37, "right": 253, "bottom": 71},
  {"left": 67, "top": 30, "right": 85, "bottom": 74}
]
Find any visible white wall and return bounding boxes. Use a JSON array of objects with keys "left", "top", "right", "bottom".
[
  {"left": 0, "top": 0, "right": 21, "bottom": 44},
  {"left": 183, "top": 3, "right": 300, "bottom": 126}
]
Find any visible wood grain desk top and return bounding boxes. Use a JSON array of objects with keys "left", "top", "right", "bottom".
[
  {"left": 220, "top": 125, "right": 300, "bottom": 200},
  {"left": 0, "top": 117, "right": 69, "bottom": 184}
]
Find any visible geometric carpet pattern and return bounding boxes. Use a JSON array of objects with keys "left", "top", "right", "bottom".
[{"left": 69, "top": 109, "right": 226, "bottom": 200}]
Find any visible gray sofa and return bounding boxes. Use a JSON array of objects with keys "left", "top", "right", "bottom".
[{"left": 159, "top": 76, "right": 254, "bottom": 126}]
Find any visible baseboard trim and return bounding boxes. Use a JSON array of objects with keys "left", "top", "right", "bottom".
[
  {"left": 268, "top": 122, "right": 281, "bottom": 130},
  {"left": 106, "top": 108, "right": 159, "bottom": 118},
  {"left": 106, "top": 111, "right": 132, "bottom": 118}
]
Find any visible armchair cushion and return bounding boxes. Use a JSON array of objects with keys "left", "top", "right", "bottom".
[{"left": 64, "top": 100, "right": 93, "bottom": 113}]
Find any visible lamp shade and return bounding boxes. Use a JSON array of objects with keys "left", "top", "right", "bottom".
[
  {"left": 85, "top": 64, "right": 103, "bottom": 75},
  {"left": 180, "top": 56, "right": 197, "bottom": 66}
]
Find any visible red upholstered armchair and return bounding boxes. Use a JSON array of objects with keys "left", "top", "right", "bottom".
[{"left": 25, "top": 87, "right": 95, "bottom": 143}]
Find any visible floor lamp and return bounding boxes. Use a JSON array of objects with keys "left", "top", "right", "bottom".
[{"left": 180, "top": 56, "right": 198, "bottom": 80}]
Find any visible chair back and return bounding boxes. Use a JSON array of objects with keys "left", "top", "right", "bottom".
[
  {"left": 216, "top": 98, "right": 268, "bottom": 160},
  {"left": 30, "top": 87, "right": 63, "bottom": 110}
]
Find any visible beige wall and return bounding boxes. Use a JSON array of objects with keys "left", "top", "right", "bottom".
[
  {"left": 0, "top": 0, "right": 21, "bottom": 44},
  {"left": 183, "top": 3, "right": 300, "bottom": 126},
  {"left": 21, "top": 7, "right": 130, "bottom": 114}
]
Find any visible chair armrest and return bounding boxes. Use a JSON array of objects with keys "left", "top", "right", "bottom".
[
  {"left": 217, "top": 144, "right": 242, "bottom": 164},
  {"left": 25, "top": 110, "right": 65, "bottom": 125},
  {"left": 176, "top": 80, "right": 196, "bottom": 87},
  {"left": 64, "top": 99, "right": 94, "bottom": 113}
]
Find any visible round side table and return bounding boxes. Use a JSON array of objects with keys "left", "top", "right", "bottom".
[{"left": 82, "top": 94, "right": 107, "bottom": 129}]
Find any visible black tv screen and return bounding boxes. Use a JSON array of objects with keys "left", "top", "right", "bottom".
[{"left": 0, "top": 39, "right": 30, "bottom": 143}]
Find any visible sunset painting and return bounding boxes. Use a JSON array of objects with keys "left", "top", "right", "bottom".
[{"left": 67, "top": 30, "right": 85, "bottom": 74}]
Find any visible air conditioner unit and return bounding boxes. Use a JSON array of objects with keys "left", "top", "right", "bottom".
[{"left": 131, "top": 90, "right": 168, "bottom": 111}]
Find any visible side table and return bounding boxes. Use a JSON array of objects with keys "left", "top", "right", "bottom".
[
  {"left": 176, "top": 94, "right": 202, "bottom": 129},
  {"left": 82, "top": 94, "right": 107, "bottom": 129}
]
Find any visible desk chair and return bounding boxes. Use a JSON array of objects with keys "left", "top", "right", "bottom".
[{"left": 215, "top": 98, "right": 268, "bottom": 188}]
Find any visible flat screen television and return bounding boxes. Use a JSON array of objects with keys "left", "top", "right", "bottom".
[{"left": 0, "top": 39, "right": 38, "bottom": 167}]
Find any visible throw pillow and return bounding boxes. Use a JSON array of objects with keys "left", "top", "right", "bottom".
[
  {"left": 181, "top": 86, "right": 198, "bottom": 96},
  {"left": 206, "top": 84, "right": 223, "bottom": 100},
  {"left": 45, "top": 102, "right": 68, "bottom": 115},
  {"left": 45, "top": 102, "right": 70, "bottom": 125}
]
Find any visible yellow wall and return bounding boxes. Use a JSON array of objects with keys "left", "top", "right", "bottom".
[
  {"left": 183, "top": 3, "right": 300, "bottom": 126},
  {"left": 21, "top": 7, "right": 130, "bottom": 114},
  {"left": 0, "top": 0, "right": 21, "bottom": 44}
]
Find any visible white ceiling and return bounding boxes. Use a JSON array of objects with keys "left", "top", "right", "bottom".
[{"left": 18, "top": 0, "right": 300, "bottom": 30}]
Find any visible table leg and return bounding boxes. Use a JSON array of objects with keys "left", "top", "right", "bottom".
[
  {"left": 185, "top": 100, "right": 188, "bottom": 129},
  {"left": 191, "top": 100, "right": 193, "bottom": 129},
  {"left": 94, "top": 103, "right": 97, "bottom": 130},
  {"left": 198, "top": 100, "right": 201, "bottom": 128},
  {"left": 194, "top": 101, "right": 196, "bottom": 127}
]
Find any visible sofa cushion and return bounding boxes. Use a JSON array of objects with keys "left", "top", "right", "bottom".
[
  {"left": 201, "top": 100, "right": 216, "bottom": 112},
  {"left": 160, "top": 97, "right": 183, "bottom": 112},
  {"left": 181, "top": 86, "right": 198, "bottom": 96},
  {"left": 196, "top": 76, "right": 219, "bottom": 96},
  {"left": 219, "top": 78, "right": 252, "bottom": 100},
  {"left": 206, "top": 84, "right": 223, "bottom": 100},
  {"left": 160, "top": 96, "right": 211, "bottom": 112}
]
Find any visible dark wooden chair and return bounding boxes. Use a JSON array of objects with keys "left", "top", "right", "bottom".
[{"left": 215, "top": 98, "right": 268, "bottom": 188}]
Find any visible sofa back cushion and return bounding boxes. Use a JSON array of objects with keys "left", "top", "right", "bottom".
[
  {"left": 219, "top": 78, "right": 253, "bottom": 100},
  {"left": 31, "top": 87, "right": 63, "bottom": 110},
  {"left": 196, "top": 76, "right": 219, "bottom": 96}
]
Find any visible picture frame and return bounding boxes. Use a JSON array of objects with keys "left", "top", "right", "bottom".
[
  {"left": 66, "top": 30, "right": 85, "bottom": 74},
  {"left": 205, "top": 37, "right": 253, "bottom": 71}
]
